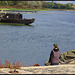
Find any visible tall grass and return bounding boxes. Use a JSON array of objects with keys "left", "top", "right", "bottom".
[
  {"left": 0, "top": 59, "right": 23, "bottom": 69},
  {"left": 0, "top": 60, "right": 4, "bottom": 68},
  {"left": 0, "top": 59, "right": 40, "bottom": 69}
]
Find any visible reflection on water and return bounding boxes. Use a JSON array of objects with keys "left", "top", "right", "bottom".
[{"left": 0, "top": 11, "right": 75, "bottom": 66}]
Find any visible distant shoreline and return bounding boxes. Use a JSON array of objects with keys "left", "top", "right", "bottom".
[{"left": 0, "top": 6, "right": 75, "bottom": 11}]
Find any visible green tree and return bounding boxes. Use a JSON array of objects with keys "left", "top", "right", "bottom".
[
  {"left": 0, "top": 1, "right": 7, "bottom": 6},
  {"left": 16, "top": 1, "right": 42, "bottom": 9},
  {"left": 60, "top": 4, "right": 66, "bottom": 9},
  {"left": 65, "top": 3, "right": 72, "bottom": 9},
  {"left": 47, "top": 2, "right": 52, "bottom": 8},
  {"left": 72, "top": 5, "right": 75, "bottom": 9},
  {"left": 42, "top": 1, "right": 48, "bottom": 8},
  {"left": 54, "top": 3, "right": 61, "bottom": 9},
  {"left": 12, "top": 1, "right": 18, "bottom": 6},
  {"left": 6, "top": 1, "right": 13, "bottom": 6},
  {"left": 51, "top": 1, "right": 54, "bottom": 8}
]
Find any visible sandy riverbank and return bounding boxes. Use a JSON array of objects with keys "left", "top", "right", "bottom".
[{"left": 0, "top": 64, "right": 75, "bottom": 74}]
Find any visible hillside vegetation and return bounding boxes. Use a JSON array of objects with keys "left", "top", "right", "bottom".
[{"left": 0, "top": 1, "right": 75, "bottom": 10}]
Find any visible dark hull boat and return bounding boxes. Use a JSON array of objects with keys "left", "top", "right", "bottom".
[
  {"left": 0, "top": 18, "right": 35, "bottom": 25},
  {"left": 0, "top": 12, "right": 35, "bottom": 25}
]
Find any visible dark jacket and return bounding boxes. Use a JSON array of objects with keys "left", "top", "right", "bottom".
[{"left": 49, "top": 48, "right": 61, "bottom": 64}]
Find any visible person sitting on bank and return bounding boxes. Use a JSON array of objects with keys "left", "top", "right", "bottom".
[{"left": 49, "top": 43, "right": 61, "bottom": 65}]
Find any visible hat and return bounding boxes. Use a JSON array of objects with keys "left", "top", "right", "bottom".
[{"left": 53, "top": 43, "right": 58, "bottom": 48}]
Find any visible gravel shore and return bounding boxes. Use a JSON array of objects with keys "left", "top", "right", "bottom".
[{"left": 0, "top": 64, "right": 75, "bottom": 74}]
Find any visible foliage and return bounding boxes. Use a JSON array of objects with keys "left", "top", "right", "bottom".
[
  {"left": 42, "top": 1, "right": 48, "bottom": 8},
  {"left": 42, "top": 2, "right": 73, "bottom": 9},
  {"left": 66, "top": 3, "right": 72, "bottom": 9},
  {"left": 0, "top": 1, "right": 42, "bottom": 9},
  {"left": 72, "top": 5, "right": 75, "bottom": 9},
  {"left": 0, "top": 1, "right": 74, "bottom": 10}
]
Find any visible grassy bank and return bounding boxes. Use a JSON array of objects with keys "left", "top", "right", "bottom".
[
  {"left": 0, "top": 6, "right": 75, "bottom": 11},
  {"left": 0, "top": 7, "right": 47, "bottom": 11}
]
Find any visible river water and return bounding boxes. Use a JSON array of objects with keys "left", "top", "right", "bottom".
[{"left": 0, "top": 11, "right": 75, "bottom": 66}]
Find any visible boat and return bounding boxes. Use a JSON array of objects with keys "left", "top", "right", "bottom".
[{"left": 0, "top": 11, "right": 35, "bottom": 25}]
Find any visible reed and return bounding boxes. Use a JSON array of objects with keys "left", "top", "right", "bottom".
[
  {"left": 0, "top": 59, "right": 40, "bottom": 69},
  {"left": 5, "top": 59, "right": 12, "bottom": 68},
  {"left": 0, "top": 59, "right": 22, "bottom": 69},
  {"left": 0, "top": 60, "right": 4, "bottom": 68},
  {"left": 13, "top": 61, "right": 23, "bottom": 69}
]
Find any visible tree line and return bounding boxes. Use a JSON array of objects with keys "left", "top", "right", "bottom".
[
  {"left": 42, "top": 1, "right": 74, "bottom": 9},
  {"left": 0, "top": 1, "right": 75, "bottom": 9}
]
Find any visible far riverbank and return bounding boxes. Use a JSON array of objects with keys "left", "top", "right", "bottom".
[{"left": 0, "top": 6, "right": 75, "bottom": 11}]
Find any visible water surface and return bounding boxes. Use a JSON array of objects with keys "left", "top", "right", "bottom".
[{"left": 0, "top": 11, "right": 75, "bottom": 66}]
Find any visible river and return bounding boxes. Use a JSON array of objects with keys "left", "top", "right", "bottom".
[{"left": 0, "top": 11, "right": 75, "bottom": 66}]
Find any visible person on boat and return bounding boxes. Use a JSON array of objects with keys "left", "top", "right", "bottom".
[
  {"left": 49, "top": 43, "right": 61, "bottom": 65},
  {"left": 17, "top": 13, "right": 22, "bottom": 19},
  {"left": 6, "top": 16, "right": 9, "bottom": 18}
]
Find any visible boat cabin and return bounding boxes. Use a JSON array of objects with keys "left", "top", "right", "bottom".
[{"left": 1, "top": 13, "right": 22, "bottom": 19}]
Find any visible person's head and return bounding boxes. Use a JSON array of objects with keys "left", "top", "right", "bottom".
[{"left": 53, "top": 43, "right": 58, "bottom": 49}]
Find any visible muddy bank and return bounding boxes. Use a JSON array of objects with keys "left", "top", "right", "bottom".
[{"left": 0, "top": 64, "right": 75, "bottom": 74}]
